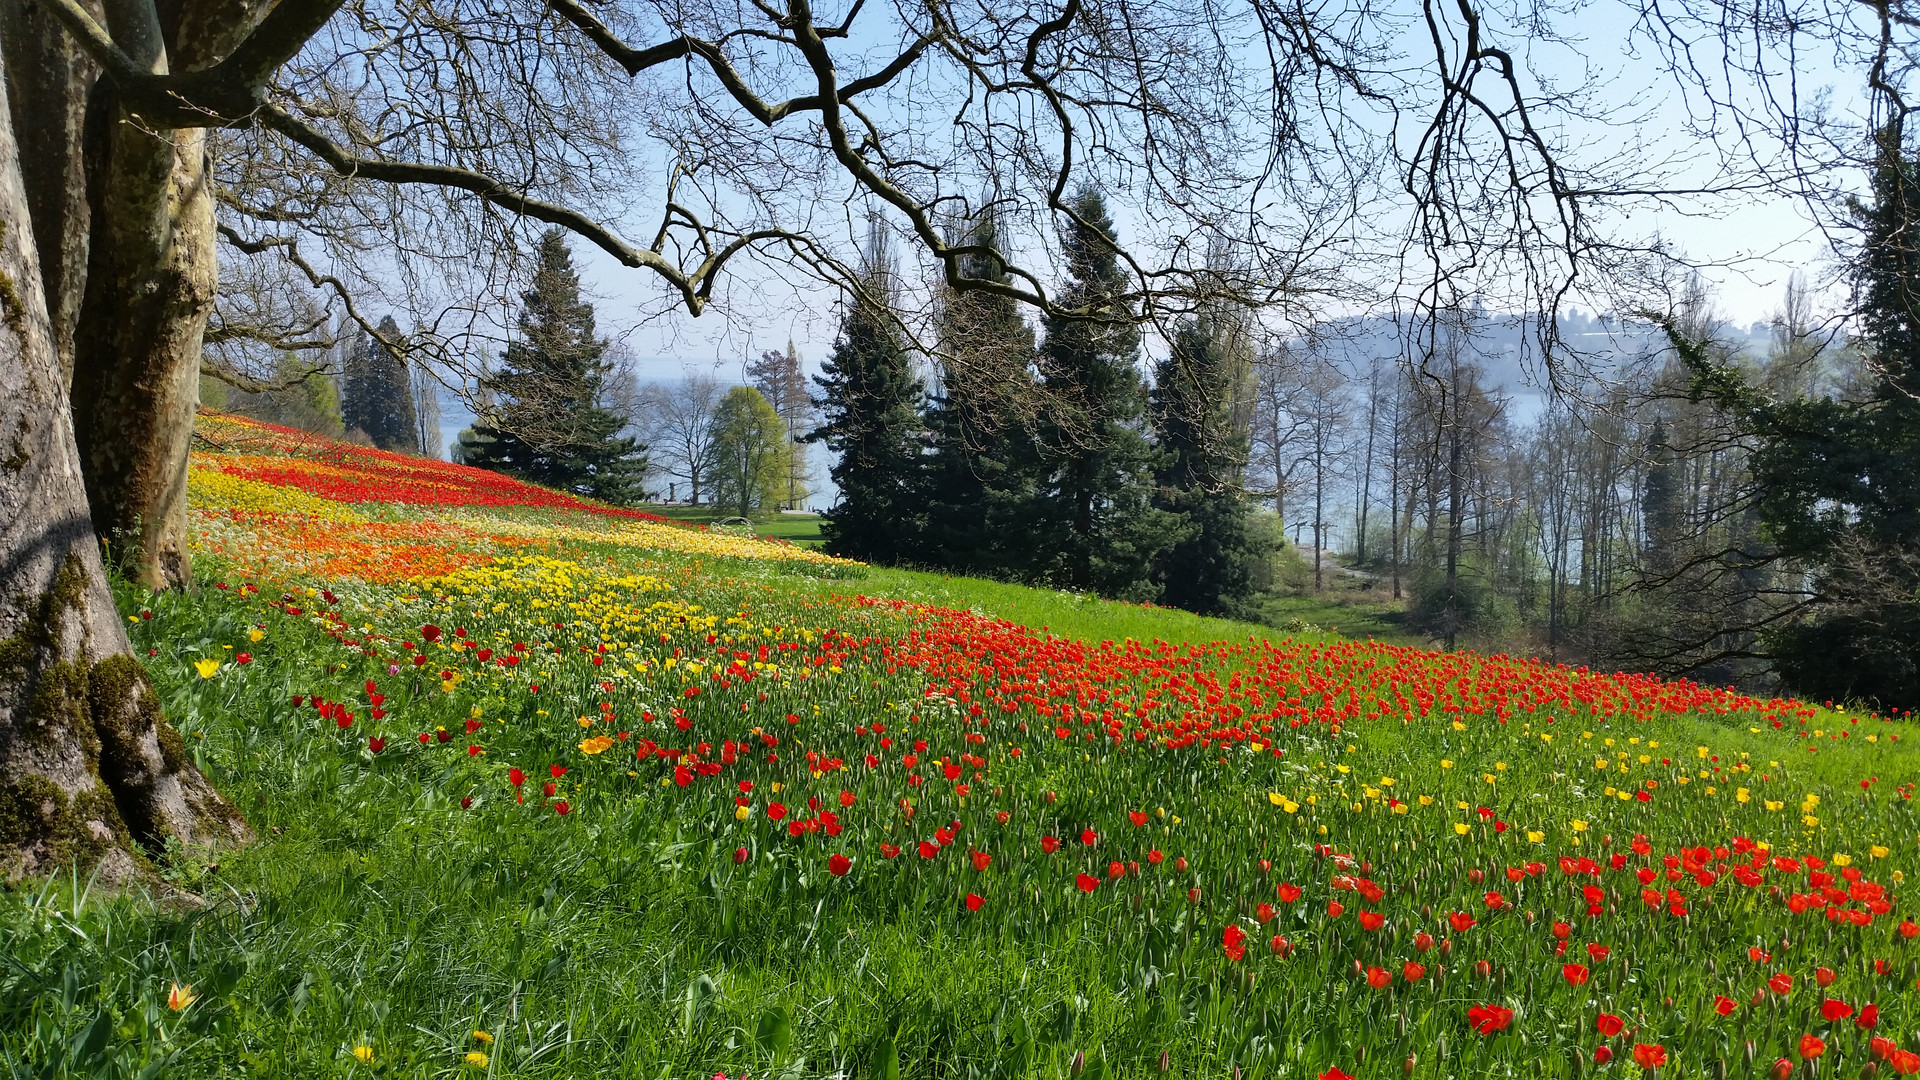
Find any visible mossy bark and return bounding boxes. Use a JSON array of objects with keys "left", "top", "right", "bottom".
[{"left": 0, "top": 52, "right": 248, "bottom": 885}]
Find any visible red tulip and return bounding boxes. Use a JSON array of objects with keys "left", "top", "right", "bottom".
[
  {"left": 919, "top": 841, "right": 939, "bottom": 859},
  {"left": 1108, "top": 861, "right": 1125, "bottom": 879},
  {"left": 1820, "top": 999, "right": 1853, "bottom": 1022},
  {"left": 1815, "top": 966, "right": 1837, "bottom": 987},
  {"left": 1856, "top": 1003, "right": 1880, "bottom": 1030},
  {"left": 1359, "top": 911, "right": 1386, "bottom": 931},
  {"left": 1466, "top": 1003, "right": 1512, "bottom": 1035},
  {"left": 1713, "top": 995, "right": 1736, "bottom": 1016},
  {"left": 965, "top": 892, "right": 984, "bottom": 912},
  {"left": 1413, "top": 932, "right": 1435, "bottom": 952},
  {"left": 828, "top": 853, "right": 852, "bottom": 877},
  {"left": 1222, "top": 925, "right": 1248, "bottom": 962},
  {"left": 1448, "top": 911, "right": 1476, "bottom": 932},
  {"left": 971, "top": 850, "right": 992, "bottom": 872},
  {"left": 1799, "top": 1034, "right": 1825, "bottom": 1059},
  {"left": 1080, "top": 828, "right": 1097, "bottom": 845},
  {"left": 1317, "top": 1069, "right": 1354, "bottom": 1080},
  {"left": 1277, "top": 883, "right": 1302, "bottom": 903},
  {"left": 1631, "top": 1044, "right": 1666, "bottom": 1069},
  {"left": 733, "top": 847, "right": 750, "bottom": 864},
  {"left": 553, "top": 800, "right": 570, "bottom": 815},
  {"left": 1256, "top": 902, "right": 1276, "bottom": 924},
  {"left": 1269, "top": 935, "right": 1293, "bottom": 957},
  {"left": 1076, "top": 873, "right": 1098, "bottom": 893},
  {"left": 1402, "top": 961, "right": 1427, "bottom": 982},
  {"left": 1562, "top": 963, "right": 1589, "bottom": 987},
  {"left": 1592, "top": 1046, "right": 1613, "bottom": 1066},
  {"left": 1326, "top": 900, "right": 1345, "bottom": 918},
  {"left": 1586, "top": 943, "right": 1610, "bottom": 961},
  {"left": 1769, "top": 1057, "right": 1793, "bottom": 1080},
  {"left": 1768, "top": 973, "right": 1794, "bottom": 995},
  {"left": 1595, "top": 1014, "right": 1624, "bottom": 1037},
  {"left": 1041, "top": 835, "right": 1061, "bottom": 854},
  {"left": 1366, "top": 965, "right": 1392, "bottom": 989}
]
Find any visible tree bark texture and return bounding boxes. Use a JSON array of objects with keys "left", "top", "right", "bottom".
[
  {"left": 61, "top": 0, "right": 263, "bottom": 592},
  {"left": 0, "top": 0, "right": 99, "bottom": 385},
  {"left": 0, "top": 45, "right": 248, "bottom": 883}
]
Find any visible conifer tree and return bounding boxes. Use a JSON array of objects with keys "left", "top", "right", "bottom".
[
  {"left": 1034, "top": 189, "right": 1177, "bottom": 598},
  {"left": 809, "top": 231, "right": 924, "bottom": 563},
  {"left": 1151, "top": 313, "right": 1266, "bottom": 615},
  {"left": 920, "top": 209, "right": 1044, "bottom": 577},
  {"left": 1640, "top": 416, "right": 1684, "bottom": 576},
  {"left": 340, "top": 318, "right": 420, "bottom": 451},
  {"left": 466, "top": 228, "right": 648, "bottom": 502}
]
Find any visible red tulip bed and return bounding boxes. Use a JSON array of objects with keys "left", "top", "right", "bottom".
[{"left": 5, "top": 413, "right": 1913, "bottom": 1080}]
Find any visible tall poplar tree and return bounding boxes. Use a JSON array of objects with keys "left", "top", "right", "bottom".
[
  {"left": 466, "top": 229, "right": 648, "bottom": 503},
  {"left": 809, "top": 233, "right": 924, "bottom": 563},
  {"left": 1034, "top": 189, "right": 1176, "bottom": 598}
]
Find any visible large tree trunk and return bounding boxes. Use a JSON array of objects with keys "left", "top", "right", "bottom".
[
  {"left": 64, "top": 0, "right": 260, "bottom": 593},
  {"left": 0, "top": 0, "right": 98, "bottom": 384},
  {"left": 0, "top": 48, "right": 248, "bottom": 883}
]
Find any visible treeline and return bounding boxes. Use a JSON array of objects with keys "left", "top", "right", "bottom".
[
  {"left": 1222, "top": 142, "right": 1919, "bottom": 711},
  {"left": 812, "top": 190, "right": 1270, "bottom": 617},
  {"left": 203, "top": 315, "right": 440, "bottom": 457}
]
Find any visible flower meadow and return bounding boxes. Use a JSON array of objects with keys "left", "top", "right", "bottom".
[{"left": 3, "top": 413, "right": 1918, "bottom": 1080}]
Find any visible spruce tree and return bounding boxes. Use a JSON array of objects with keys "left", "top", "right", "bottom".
[
  {"left": 466, "top": 229, "right": 648, "bottom": 502},
  {"left": 920, "top": 209, "right": 1044, "bottom": 578},
  {"left": 1640, "top": 416, "right": 1684, "bottom": 575},
  {"left": 809, "top": 236, "right": 924, "bottom": 563},
  {"left": 1151, "top": 313, "right": 1265, "bottom": 616},
  {"left": 340, "top": 318, "right": 420, "bottom": 451},
  {"left": 1034, "top": 189, "right": 1177, "bottom": 598}
]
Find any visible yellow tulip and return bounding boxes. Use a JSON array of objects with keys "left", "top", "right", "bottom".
[{"left": 193, "top": 658, "right": 220, "bottom": 679}]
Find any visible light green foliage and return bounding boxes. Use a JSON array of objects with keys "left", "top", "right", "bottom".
[{"left": 709, "top": 386, "right": 790, "bottom": 519}]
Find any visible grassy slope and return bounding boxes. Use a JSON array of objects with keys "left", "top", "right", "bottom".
[{"left": 3, "top": 534, "right": 1915, "bottom": 1078}]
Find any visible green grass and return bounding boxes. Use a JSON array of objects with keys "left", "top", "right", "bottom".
[
  {"left": 2, "top": 542, "right": 1916, "bottom": 1080},
  {"left": 640, "top": 504, "right": 824, "bottom": 546}
]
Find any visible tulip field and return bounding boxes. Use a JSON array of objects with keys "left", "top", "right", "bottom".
[{"left": 3, "top": 412, "right": 1917, "bottom": 1080}]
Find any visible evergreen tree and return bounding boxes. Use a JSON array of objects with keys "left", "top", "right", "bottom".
[
  {"left": 1034, "top": 189, "right": 1177, "bottom": 598},
  {"left": 1680, "top": 127, "right": 1920, "bottom": 708},
  {"left": 1640, "top": 416, "right": 1684, "bottom": 575},
  {"left": 340, "top": 319, "right": 420, "bottom": 451},
  {"left": 920, "top": 209, "right": 1044, "bottom": 577},
  {"left": 809, "top": 233, "right": 924, "bottom": 563},
  {"left": 1150, "top": 313, "right": 1266, "bottom": 616},
  {"left": 710, "top": 386, "right": 791, "bottom": 518},
  {"left": 465, "top": 228, "right": 649, "bottom": 503}
]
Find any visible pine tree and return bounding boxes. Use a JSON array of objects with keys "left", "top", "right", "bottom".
[
  {"left": 1034, "top": 189, "right": 1177, "bottom": 598},
  {"left": 465, "top": 229, "right": 649, "bottom": 503},
  {"left": 710, "top": 386, "right": 790, "bottom": 518},
  {"left": 1150, "top": 313, "right": 1266, "bottom": 616},
  {"left": 920, "top": 208, "right": 1044, "bottom": 578},
  {"left": 809, "top": 232, "right": 924, "bottom": 563}
]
